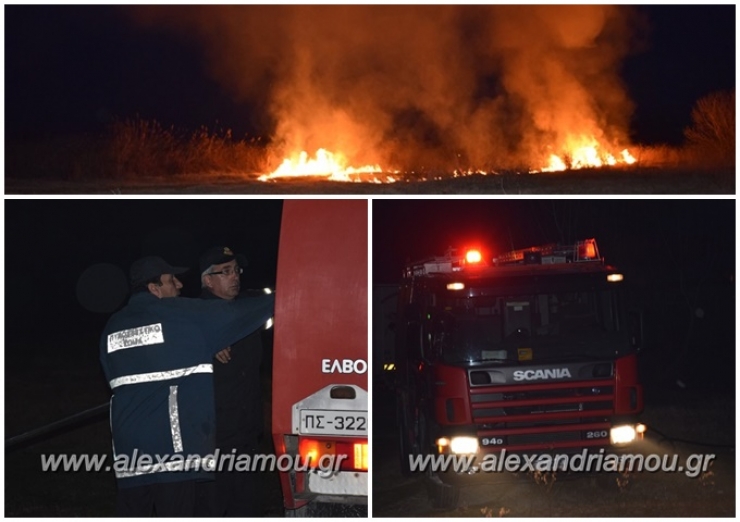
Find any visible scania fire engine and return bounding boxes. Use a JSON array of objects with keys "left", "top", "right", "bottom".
[
  {"left": 395, "top": 239, "right": 644, "bottom": 509},
  {"left": 272, "top": 200, "right": 368, "bottom": 516}
]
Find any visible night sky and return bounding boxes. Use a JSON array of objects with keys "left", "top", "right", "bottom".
[
  {"left": 372, "top": 199, "right": 735, "bottom": 283},
  {"left": 4, "top": 199, "right": 284, "bottom": 367},
  {"left": 4, "top": 5, "right": 735, "bottom": 146}
]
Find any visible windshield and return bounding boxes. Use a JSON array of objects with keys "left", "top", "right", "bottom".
[{"left": 428, "top": 286, "right": 629, "bottom": 365}]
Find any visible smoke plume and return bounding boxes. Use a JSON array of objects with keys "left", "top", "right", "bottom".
[{"left": 130, "top": 5, "right": 643, "bottom": 170}]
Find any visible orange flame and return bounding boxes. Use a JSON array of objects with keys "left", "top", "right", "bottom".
[
  {"left": 259, "top": 137, "right": 636, "bottom": 182},
  {"left": 534, "top": 135, "right": 636, "bottom": 173},
  {"left": 258, "top": 148, "right": 397, "bottom": 183}
]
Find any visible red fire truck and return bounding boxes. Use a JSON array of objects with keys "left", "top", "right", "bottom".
[
  {"left": 395, "top": 239, "right": 644, "bottom": 509},
  {"left": 272, "top": 200, "right": 368, "bottom": 516}
]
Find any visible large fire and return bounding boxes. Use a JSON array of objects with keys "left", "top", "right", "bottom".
[
  {"left": 138, "top": 6, "right": 648, "bottom": 185},
  {"left": 259, "top": 136, "right": 637, "bottom": 182}
]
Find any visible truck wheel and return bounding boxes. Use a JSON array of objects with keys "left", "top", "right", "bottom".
[
  {"left": 425, "top": 472, "right": 461, "bottom": 510},
  {"left": 418, "top": 412, "right": 461, "bottom": 510},
  {"left": 397, "top": 395, "right": 413, "bottom": 476}
]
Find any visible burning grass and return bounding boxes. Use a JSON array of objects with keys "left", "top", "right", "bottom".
[{"left": 4, "top": 115, "right": 734, "bottom": 193}]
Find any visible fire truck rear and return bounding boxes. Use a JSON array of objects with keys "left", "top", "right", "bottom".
[
  {"left": 272, "top": 200, "right": 368, "bottom": 516},
  {"left": 395, "top": 239, "right": 645, "bottom": 509}
]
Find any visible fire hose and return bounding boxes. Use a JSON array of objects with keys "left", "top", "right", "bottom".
[{"left": 5, "top": 402, "right": 109, "bottom": 451}]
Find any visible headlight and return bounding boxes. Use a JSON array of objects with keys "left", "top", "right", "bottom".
[
  {"left": 610, "top": 424, "right": 637, "bottom": 445},
  {"left": 449, "top": 436, "right": 479, "bottom": 455}
]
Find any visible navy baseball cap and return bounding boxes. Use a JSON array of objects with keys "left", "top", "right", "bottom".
[
  {"left": 199, "top": 246, "right": 248, "bottom": 274},
  {"left": 130, "top": 256, "right": 188, "bottom": 286}
]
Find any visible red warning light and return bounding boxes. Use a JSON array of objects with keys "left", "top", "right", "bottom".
[
  {"left": 577, "top": 239, "right": 599, "bottom": 260},
  {"left": 465, "top": 249, "right": 482, "bottom": 264}
]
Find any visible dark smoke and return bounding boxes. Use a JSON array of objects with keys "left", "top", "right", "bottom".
[{"left": 129, "top": 5, "right": 644, "bottom": 171}]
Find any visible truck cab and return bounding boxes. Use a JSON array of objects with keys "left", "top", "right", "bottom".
[{"left": 395, "top": 239, "right": 645, "bottom": 509}]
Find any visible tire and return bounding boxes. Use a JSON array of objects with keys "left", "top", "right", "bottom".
[
  {"left": 397, "top": 394, "right": 413, "bottom": 476},
  {"left": 418, "top": 412, "right": 461, "bottom": 510},
  {"left": 425, "top": 472, "right": 461, "bottom": 510}
]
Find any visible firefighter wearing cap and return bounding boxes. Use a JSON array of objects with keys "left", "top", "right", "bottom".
[
  {"left": 99, "top": 255, "right": 274, "bottom": 517},
  {"left": 198, "top": 246, "right": 266, "bottom": 516}
]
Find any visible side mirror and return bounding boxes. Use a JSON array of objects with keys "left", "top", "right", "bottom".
[
  {"left": 387, "top": 311, "right": 397, "bottom": 332},
  {"left": 628, "top": 310, "right": 644, "bottom": 352}
]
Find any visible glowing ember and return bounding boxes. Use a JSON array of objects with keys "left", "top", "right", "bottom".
[
  {"left": 454, "top": 169, "right": 489, "bottom": 178},
  {"left": 258, "top": 148, "right": 386, "bottom": 182}
]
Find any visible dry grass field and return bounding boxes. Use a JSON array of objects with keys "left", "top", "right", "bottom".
[{"left": 5, "top": 167, "right": 734, "bottom": 195}]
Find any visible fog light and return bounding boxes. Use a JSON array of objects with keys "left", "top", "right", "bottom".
[
  {"left": 610, "top": 425, "right": 637, "bottom": 445},
  {"left": 449, "top": 436, "right": 479, "bottom": 455}
]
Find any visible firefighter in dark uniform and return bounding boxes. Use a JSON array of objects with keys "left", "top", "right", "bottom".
[
  {"left": 99, "top": 256, "right": 274, "bottom": 517},
  {"left": 199, "top": 246, "right": 268, "bottom": 516}
]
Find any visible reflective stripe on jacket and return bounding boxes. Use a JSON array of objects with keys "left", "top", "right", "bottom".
[{"left": 100, "top": 291, "right": 274, "bottom": 488}]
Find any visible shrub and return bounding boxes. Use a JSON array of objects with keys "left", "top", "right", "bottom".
[
  {"left": 107, "top": 116, "right": 181, "bottom": 177},
  {"left": 106, "top": 116, "right": 273, "bottom": 178},
  {"left": 683, "top": 90, "right": 735, "bottom": 167}
]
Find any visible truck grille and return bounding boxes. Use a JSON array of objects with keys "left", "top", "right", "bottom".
[
  {"left": 507, "top": 430, "right": 582, "bottom": 446},
  {"left": 470, "top": 380, "right": 615, "bottom": 451},
  {"left": 471, "top": 381, "right": 614, "bottom": 421}
]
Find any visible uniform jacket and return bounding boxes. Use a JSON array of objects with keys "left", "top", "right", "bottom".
[
  {"left": 201, "top": 289, "right": 265, "bottom": 451},
  {"left": 99, "top": 291, "right": 274, "bottom": 488}
]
